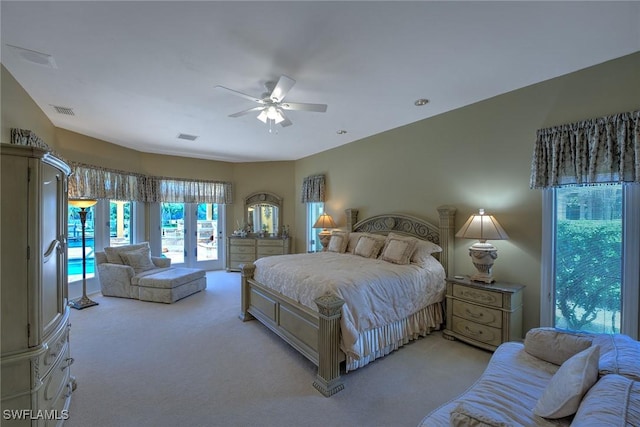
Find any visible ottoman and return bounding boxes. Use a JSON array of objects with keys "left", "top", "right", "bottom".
[{"left": 137, "top": 268, "right": 206, "bottom": 303}]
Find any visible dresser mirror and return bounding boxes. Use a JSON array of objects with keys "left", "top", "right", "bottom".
[{"left": 245, "top": 192, "right": 282, "bottom": 235}]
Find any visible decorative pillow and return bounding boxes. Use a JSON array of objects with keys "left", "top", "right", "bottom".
[
  {"left": 411, "top": 239, "right": 443, "bottom": 265},
  {"left": 346, "top": 232, "right": 364, "bottom": 253},
  {"left": 120, "top": 247, "right": 156, "bottom": 274},
  {"left": 104, "top": 242, "right": 150, "bottom": 265},
  {"left": 524, "top": 327, "right": 594, "bottom": 366},
  {"left": 353, "top": 235, "right": 384, "bottom": 258},
  {"left": 571, "top": 374, "right": 640, "bottom": 427},
  {"left": 327, "top": 231, "right": 349, "bottom": 253},
  {"left": 380, "top": 233, "right": 418, "bottom": 265},
  {"left": 533, "top": 345, "right": 600, "bottom": 419}
]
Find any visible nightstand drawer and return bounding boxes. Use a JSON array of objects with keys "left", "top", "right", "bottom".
[
  {"left": 452, "top": 300, "right": 502, "bottom": 328},
  {"left": 451, "top": 317, "right": 502, "bottom": 347},
  {"left": 452, "top": 284, "right": 503, "bottom": 308}
]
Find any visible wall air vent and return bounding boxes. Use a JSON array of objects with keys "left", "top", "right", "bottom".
[
  {"left": 52, "top": 105, "right": 75, "bottom": 116},
  {"left": 177, "top": 133, "right": 198, "bottom": 141}
]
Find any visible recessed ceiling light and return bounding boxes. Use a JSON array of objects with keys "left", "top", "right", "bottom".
[
  {"left": 414, "top": 99, "right": 429, "bottom": 106},
  {"left": 336, "top": 130, "right": 347, "bottom": 135}
]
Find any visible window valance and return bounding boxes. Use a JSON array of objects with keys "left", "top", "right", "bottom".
[
  {"left": 69, "top": 162, "right": 233, "bottom": 204},
  {"left": 301, "top": 174, "right": 326, "bottom": 203},
  {"left": 10, "top": 128, "right": 233, "bottom": 204},
  {"left": 530, "top": 110, "right": 640, "bottom": 189}
]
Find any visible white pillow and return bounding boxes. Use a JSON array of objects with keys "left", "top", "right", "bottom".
[
  {"left": 327, "top": 231, "right": 349, "bottom": 253},
  {"left": 120, "top": 247, "right": 155, "bottom": 274},
  {"left": 353, "top": 235, "right": 384, "bottom": 258},
  {"left": 411, "top": 239, "right": 443, "bottom": 265},
  {"left": 380, "top": 233, "right": 418, "bottom": 265},
  {"left": 534, "top": 345, "right": 600, "bottom": 419}
]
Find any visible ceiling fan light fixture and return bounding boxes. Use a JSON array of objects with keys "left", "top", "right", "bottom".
[{"left": 257, "top": 109, "right": 268, "bottom": 123}]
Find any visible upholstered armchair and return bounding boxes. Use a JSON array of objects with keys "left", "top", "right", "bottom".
[{"left": 95, "top": 242, "right": 171, "bottom": 299}]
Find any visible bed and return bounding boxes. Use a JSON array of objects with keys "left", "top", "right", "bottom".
[{"left": 239, "top": 206, "right": 456, "bottom": 396}]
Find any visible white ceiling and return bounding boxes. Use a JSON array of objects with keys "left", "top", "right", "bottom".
[{"left": 2, "top": 1, "right": 639, "bottom": 163}]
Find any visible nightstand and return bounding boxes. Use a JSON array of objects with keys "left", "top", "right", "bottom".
[{"left": 443, "top": 276, "right": 524, "bottom": 351}]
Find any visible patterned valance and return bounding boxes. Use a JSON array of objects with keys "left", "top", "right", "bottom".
[
  {"left": 301, "top": 174, "right": 326, "bottom": 203},
  {"left": 530, "top": 110, "right": 640, "bottom": 188},
  {"left": 69, "top": 162, "right": 233, "bottom": 204},
  {"left": 10, "top": 128, "right": 233, "bottom": 204}
]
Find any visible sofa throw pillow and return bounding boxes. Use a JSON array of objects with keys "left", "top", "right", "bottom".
[
  {"left": 328, "top": 231, "right": 349, "bottom": 253},
  {"left": 104, "top": 242, "right": 150, "bottom": 265},
  {"left": 120, "top": 247, "right": 155, "bottom": 274},
  {"left": 380, "top": 233, "right": 418, "bottom": 265},
  {"left": 354, "top": 235, "right": 384, "bottom": 258},
  {"left": 524, "top": 327, "right": 594, "bottom": 366},
  {"left": 533, "top": 345, "right": 600, "bottom": 419},
  {"left": 571, "top": 374, "right": 640, "bottom": 427}
]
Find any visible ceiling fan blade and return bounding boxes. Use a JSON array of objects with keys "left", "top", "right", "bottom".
[
  {"left": 280, "top": 102, "right": 327, "bottom": 113},
  {"left": 270, "top": 75, "right": 296, "bottom": 102},
  {"left": 228, "top": 106, "right": 264, "bottom": 118},
  {"left": 280, "top": 117, "right": 293, "bottom": 127},
  {"left": 215, "top": 85, "right": 264, "bottom": 104}
]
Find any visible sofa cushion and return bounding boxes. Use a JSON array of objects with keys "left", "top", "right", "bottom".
[
  {"left": 104, "top": 242, "right": 150, "bottom": 265},
  {"left": 571, "top": 374, "right": 640, "bottom": 426},
  {"left": 534, "top": 345, "right": 600, "bottom": 419},
  {"left": 524, "top": 327, "right": 593, "bottom": 366},
  {"left": 592, "top": 333, "right": 640, "bottom": 381},
  {"left": 120, "top": 247, "right": 156, "bottom": 274}
]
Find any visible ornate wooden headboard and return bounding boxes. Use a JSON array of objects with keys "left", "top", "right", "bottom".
[{"left": 344, "top": 206, "right": 456, "bottom": 277}]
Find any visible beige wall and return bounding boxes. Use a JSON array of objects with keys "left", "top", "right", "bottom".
[
  {"left": 3, "top": 53, "right": 639, "bottom": 334},
  {"left": 295, "top": 52, "right": 640, "bottom": 334}
]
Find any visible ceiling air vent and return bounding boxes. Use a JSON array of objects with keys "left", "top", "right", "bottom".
[
  {"left": 177, "top": 133, "right": 198, "bottom": 141},
  {"left": 52, "top": 105, "right": 75, "bottom": 116}
]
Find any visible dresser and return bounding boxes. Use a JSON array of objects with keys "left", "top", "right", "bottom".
[
  {"left": 1, "top": 145, "right": 74, "bottom": 425},
  {"left": 443, "top": 276, "right": 524, "bottom": 351},
  {"left": 226, "top": 236, "right": 290, "bottom": 271}
]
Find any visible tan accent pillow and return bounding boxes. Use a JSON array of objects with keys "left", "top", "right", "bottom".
[
  {"left": 103, "top": 242, "right": 150, "bottom": 265},
  {"left": 534, "top": 345, "right": 600, "bottom": 419},
  {"left": 120, "top": 247, "right": 156, "bottom": 274},
  {"left": 524, "top": 327, "right": 594, "bottom": 366},
  {"left": 346, "top": 232, "right": 364, "bottom": 253},
  {"left": 353, "top": 235, "right": 384, "bottom": 258},
  {"left": 328, "top": 231, "right": 349, "bottom": 253},
  {"left": 380, "top": 234, "right": 418, "bottom": 265}
]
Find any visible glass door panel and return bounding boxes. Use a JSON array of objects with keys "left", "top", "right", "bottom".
[{"left": 161, "top": 203, "right": 185, "bottom": 265}]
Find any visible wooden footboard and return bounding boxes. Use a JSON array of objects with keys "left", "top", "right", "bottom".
[{"left": 240, "top": 263, "right": 345, "bottom": 396}]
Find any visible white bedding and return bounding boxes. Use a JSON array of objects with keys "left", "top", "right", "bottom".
[{"left": 253, "top": 251, "right": 446, "bottom": 358}]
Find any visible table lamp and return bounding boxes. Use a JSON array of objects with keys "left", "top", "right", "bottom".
[{"left": 313, "top": 212, "right": 337, "bottom": 251}]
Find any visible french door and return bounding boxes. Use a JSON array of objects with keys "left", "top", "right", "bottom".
[{"left": 160, "top": 203, "right": 223, "bottom": 270}]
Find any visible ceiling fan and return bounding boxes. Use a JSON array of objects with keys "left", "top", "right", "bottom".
[{"left": 215, "top": 75, "right": 327, "bottom": 128}]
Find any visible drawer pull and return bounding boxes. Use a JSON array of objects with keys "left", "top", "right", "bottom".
[{"left": 61, "top": 357, "right": 75, "bottom": 370}]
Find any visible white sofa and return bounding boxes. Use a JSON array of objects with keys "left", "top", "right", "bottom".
[
  {"left": 420, "top": 328, "right": 640, "bottom": 426},
  {"left": 96, "top": 242, "right": 206, "bottom": 303}
]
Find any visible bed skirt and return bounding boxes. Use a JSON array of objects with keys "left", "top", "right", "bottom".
[{"left": 345, "top": 301, "right": 444, "bottom": 371}]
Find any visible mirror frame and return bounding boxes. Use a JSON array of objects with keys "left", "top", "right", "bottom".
[{"left": 244, "top": 191, "right": 282, "bottom": 235}]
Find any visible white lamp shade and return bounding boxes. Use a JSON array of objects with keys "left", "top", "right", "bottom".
[
  {"left": 313, "top": 212, "right": 337, "bottom": 229},
  {"left": 455, "top": 209, "right": 508, "bottom": 242}
]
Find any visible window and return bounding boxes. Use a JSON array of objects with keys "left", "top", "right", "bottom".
[
  {"left": 307, "top": 202, "right": 324, "bottom": 253},
  {"left": 542, "top": 184, "right": 640, "bottom": 339},
  {"left": 109, "top": 200, "right": 133, "bottom": 247}
]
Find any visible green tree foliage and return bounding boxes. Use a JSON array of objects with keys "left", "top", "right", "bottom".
[{"left": 556, "top": 220, "right": 621, "bottom": 332}]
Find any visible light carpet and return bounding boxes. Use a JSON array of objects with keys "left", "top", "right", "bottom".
[{"left": 66, "top": 271, "right": 491, "bottom": 427}]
